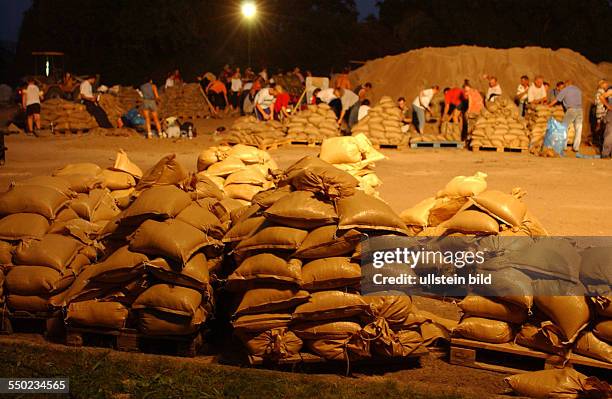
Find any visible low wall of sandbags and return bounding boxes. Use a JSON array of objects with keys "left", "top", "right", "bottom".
[
  {"left": 285, "top": 103, "right": 340, "bottom": 143},
  {"left": 470, "top": 97, "right": 530, "bottom": 150},
  {"left": 222, "top": 116, "right": 287, "bottom": 148},
  {"left": 160, "top": 83, "right": 211, "bottom": 120},
  {"left": 99, "top": 94, "right": 126, "bottom": 128},
  {"left": 40, "top": 99, "right": 98, "bottom": 132},
  {"left": 109, "top": 86, "right": 142, "bottom": 111},
  {"left": 351, "top": 96, "right": 408, "bottom": 146},
  {"left": 409, "top": 121, "right": 462, "bottom": 144},
  {"left": 525, "top": 104, "right": 575, "bottom": 153}
]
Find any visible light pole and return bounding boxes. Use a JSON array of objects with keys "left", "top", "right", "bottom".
[{"left": 241, "top": 2, "right": 256, "bottom": 67}]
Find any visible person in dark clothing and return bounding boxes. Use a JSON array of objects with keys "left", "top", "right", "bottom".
[{"left": 79, "top": 76, "right": 112, "bottom": 128}]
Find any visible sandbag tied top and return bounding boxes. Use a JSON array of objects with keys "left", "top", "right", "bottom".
[
  {"left": 14, "top": 233, "right": 82, "bottom": 271},
  {"left": 0, "top": 213, "right": 50, "bottom": 240},
  {"left": 121, "top": 185, "right": 192, "bottom": 222},
  {"left": 301, "top": 257, "right": 361, "bottom": 291},
  {"left": 0, "top": 185, "right": 70, "bottom": 220},
  {"left": 454, "top": 316, "right": 515, "bottom": 344},
  {"left": 293, "top": 225, "right": 362, "bottom": 259},
  {"left": 292, "top": 290, "right": 371, "bottom": 322},
  {"left": 282, "top": 156, "right": 359, "bottom": 199},
  {"left": 227, "top": 253, "right": 302, "bottom": 287},
  {"left": 436, "top": 172, "right": 488, "bottom": 199},
  {"left": 135, "top": 154, "right": 189, "bottom": 191},
  {"left": 362, "top": 294, "right": 414, "bottom": 327},
  {"left": 472, "top": 190, "right": 527, "bottom": 227},
  {"left": 337, "top": 190, "right": 409, "bottom": 235},
  {"left": 264, "top": 191, "right": 338, "bottom": 229},
  {"left": 133, "top": 283, "right": 203, "bottom": 318},
  {"left": 111, "top": 149, "right": 143, "bottom": 178}
]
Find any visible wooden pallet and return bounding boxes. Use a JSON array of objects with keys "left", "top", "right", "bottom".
[
  {"left": 259, "top": 139, "right": 291, "bottom": 151},
  {"left": 373, "top": 143, "right": 407, "bottom": 150},
  {"left": 471, "top": 145, "right": 528, "bottom": 153},
  {"left": 65, "top": 326, "right": 203, "bottom": 357},
  {"left": 0, "top": 310, "right": 65, "bottom": 340},
  {"left": 410, "top": 141, "right": 465, "bottom": 149},
  {"left": 450, "top": 338, "right": 612, "bottom": 375},
  {"left": 290, "top": 140, "right": 321, "bottom": 147}
]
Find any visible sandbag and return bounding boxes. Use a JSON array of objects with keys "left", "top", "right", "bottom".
[
  {"left": 135, "top": 154, "right": 189, "bottom": 190},
  {"left": 206, "top": 156, "right": 245, "bottom": 177},
  {"left": 580, "top": 247, "right": 612, "bottom": 292},
  {"left": 129, "top": 219, "right": 218, "bottom": 264},
  {"left": 121, "top": 185, "right": 192, "bottom": 222},
  {"left": 319, "top": 136, "right": 363, "bottom": 164},
  {"left": 133, "top": 284, "right": 203, "bottom": 317},
  {"left": 515, "top": 323, "right": 567, "bottom": 355},
  {"left": 574, "top": 331, "right": 612, "bottom": 363},
  {"left": 197, "top": 148, "right": 220, "bottom": 171},
  {"left": 234, "top": 225, "right": 308, "bottom": 253},
  {"left": 228, "top": 254, "right": 302, "bottom": 287},
  {"left": 292, "top": 320, "right": 362, "bottom": 339},
  {"left": 428, "top": 196, "right": 469, "bottom": 226},
  {"left": 224, "top": 183, "right": 266, "bottom": 201},
  {"left": 54, "top": 163, "right": 101, "bottom": 177},
  {"left": 0, "top": 185, "right": 69, "bottom": 219},
  {"left": 301, "top": 257, "right": 361, "bottom": 290},
  {"left": 145, "top": 254, "right": 210, "bottom": 292},
  {"left": 264, "top": 191, "right": 337, "bottom": 228},
  {"left": 510, "top": 239, "right": 580, "bottom": 282},
  {"left": 293, "top": 291, "right": 370, "bottom": 322},
  {"left": 138, "top": 308, "right": 206, "bottom": 336},
  {"left": 454, "top": 317, "right": 514, "bottom": 343},
  {"left": 57, "top": 173, "right": 105, "bottom": 193},
  {"left": 14, "top": 234, "right": 81, "bottom": 271},
  {"left": 372, "top": 328, "right": 424, "bottom": 358},
  {"left": 594, "top": 319, "right": 612, "bottom": 343},
  {"left": 175, "top": 203, "right": 224, "bottom": 240},
  {"left": 504, "top": 369, "right": 595, "bottom": 399},
  {"left": 13, "top": 176, "right": 74, "bottom": 197},
  {"left": 0, "top": 241, "right": 13, "bottom": 264},
  {"left": 66, "top": 300, "right": 129, "bottom": 329},
  {"left": 472, "top": 190, "right": 527, "bottom": 227},
  {"left": 222, "top": 216, "right": 266, "bottom": 243},
  {"left": 5, "top": 266, "right": 71, "bottom": 295},
  {"left": 284, "top": 157, "right": 358, "bottom": 198},
  {"left": 252, "top": 185, "right": 293, "bottom": 208},
  {"left": 100, "top": 169, "right": 136, "bottom": 190},
  {"left": 49, "top": 218, "right": 103, "bottom": 245},
  {"left": 88, "top": 245, "right": 149, "bottom": 283},
  {"left": 363, "top": 293, "right": 413, "bottom": 326},
  {"left": 337, "top": 191, "right": 408, "bottom": 234},
  {"left": 194, "top": 173, "right": 224, "bottom": 200},
  {"left": 70, "top": 189, "right": 121, "bottom": 223},
  {"left": 293, "top": 225, "right": 361, "bottom": 259},
  {"left": 0, "top": 213, "right": 50, "bottom": 240},
  {"left": 7, "top": 294, "right": 49, "bottom": 313},
  {"left": 436, "top": 172, "right": 488, "bottom": 198},
  {"left": 234, "top": 288, "right": 309, "bottom": 316},
  {"left": 112, "top": 149, "right": 143, "bottom": 178},
  {"left": 475, "top": 267, "right": 534, "bottom": 310},
  {"left": 458, "top": 296, "right": 528, "bottom": 324},
  {"left": 306, "top": 337, "right": 369, "bottom": 361},
  {"left": 232, "top": 313, "right": 293, "bottom": 333},
  {"left": 534, "top": 295, "right": 590, "bottom": 343},
  {"left": 225, "top": 165, "right": 269, "bottom": 186},
  {"left": 442, "top": 209, "right": 499, "bottom": 234},
  {"left": 400, "top": 197, "right": 436, "bottom": 227},
  {"left": 237, "top": 327, "right": 303, "bottom": 359}
]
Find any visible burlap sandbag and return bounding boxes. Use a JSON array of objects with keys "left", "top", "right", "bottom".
[
  {"left": 129, "top": 219, "right": 218, "bottom": 264},
  {"left": 138, "top": 307, "right": 206, "bottom": 336},
  {"left": 5, "top": 265, "right": 72, "bottom": 296},
  {"left": 133, "top": 283, "right": 203, "bottom": 317},
  {"left": 112, "top": 149, "right": 143, "bottom": 178},
  {"left": 534, "top": 296, "right": 590, "bottom": 343},
  {"left": 436, "top": 172, "right": 488, "bottom": 198},
  {"left": 442, "top": 209, "right": 499, "bottom": 234},
  {"left": 594, "top": 319, "right": 612, "bottom": 343},
  {"left": 48, "top": 218, "right": 103, "bottom": 245},
  {"left": 292, "top": 320, "right": 362, "bottom": 339},
  {"left": 234, "top": 225, "right": 308, "bottom": 253},
  {"left": 264, "top": 191, "right": 337, "bottom": 229},
  {"left": 228, "top": 254, "right": 302, "bottom": 287},
  {"left": 0, "top": 185, "right": 69, "bottom": 219},
  {"left": 427, "top": 196, "right": 469, "bottom": 226},
  {"left": 176, "top": 204, "right": 224, "bottom": 240},
  {"left": 252, "top": 185, "right": 293, "bottom": 208},
  {"left": 574, "top": 331, "right": 612, "bottom": 363},
  {"left": 363, "top": 293, "right": 413, "bottom": 327},
  {"left": 54, "top": 163, "right": 101, "bottom": 177},
  {"left": 222, "top": 216, "right": 266, "bottom": 243},
  {"left": 13, "top": 175, "right": 75, "bottom": 197},
  {"left": 510, "top": 239, "right": 580, "bottom": 283},
  {"left": 454, "top": 317, "right": 514, "bottom": 343},
  {"left": 135, "top": 154, "right": 189, "bottom": 190},
  {"left": 100, "top": 169, "right": 136, "bottom": 190},
  {"left": 234, "top": 288, "right": 309, "bottom": 316},
  {"left": 293, "top": 225, "right": 362, "bottom": 259},
  {"left": 66, "top": 300, "right": 129, "bottom": 329},
  {"left": 55, "top": 207, "right": 80, "bottom": 222},
  {"left": 88, "top": 245, "right": 148, "bottom": 283},
  {"left": 301, "top": 257, "right": 361, "bottom": 290},
  {"left": 225, "top": 165, "right": 269, "bottom": 186},
  {"left": 121, "top": 185, "right": 192, "bottom": 223},
  {"left": 7, "top": 294, "right": 50, "bottom": 313},
  {"left": 146, "top": 254, "right": 210, "bottom": 292},
  {"left": 14, "top": 234, "right": 81, "bottom": 271},
  {"left": 472, "top": 190, "right": 527, "bottom": 227},
  {"left": 337, "top": 191, "right": 409, "bottom": 234},
  {"left": 293, "top": 291, "right": 371, "bottom": 322},
  {"left": 580, "top": 246, "right": 612, "bottom": 292},
  {"left": 515, "top": 323, "right": 567, "bottom": 355},
  {"left": 458, "top": 296, "right": 527, "bottom": 324},
  {"left": 194, "top": 173, "right": 224, "bottom": 201},
  {"left": 504, "top": 369, "right": 597, "bottom": 399},
  {"left": 373, "top": 328, "right": 424, "bottom": 358},
  {"left": 0, "top": 213, "right": 50, "bottom": 240},
  {"left": 319, "top": 136, "right": 363, "bottom": 164},
  {"left": 206, "top": 156, "right": 246, "bottom": 177},
  {"left": 400, "top": 197, "right": 436, "bottom": 227},
  {"left": 224, "top": 183, "right": 267, "bottom": 202},
  {"left": 236, "top": 327, "right": 303, "bottom": 359},
  {"left": 0, "top": 240, "right": 13, "bottom": 265},
  {"left": 232, "top": 313, "right": 293, "bottom": 333},
  {"left": 70, "top": 189, "right": 121, "bottom": 223},
  {"left": 283, "top": 156, "right": 358, "bottom": 199},
  {"left": 57, "top": 173, "right": 105, "bottom": 193}
]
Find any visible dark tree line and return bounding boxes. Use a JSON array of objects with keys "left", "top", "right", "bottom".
[{"left": 6, "top": 0, "right": 611, "bottom": 85}]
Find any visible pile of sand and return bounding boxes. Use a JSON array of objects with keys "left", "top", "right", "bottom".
[{"left": 350, "top": 46, "right": 609, "bottom": 108}]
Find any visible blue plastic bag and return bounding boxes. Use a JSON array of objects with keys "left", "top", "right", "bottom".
[
  {"left": 543, "top": 118, "right": 567, "bottom": 155},
  {"left": 123, "top": 108, "right": 145, "bottom": 127}
]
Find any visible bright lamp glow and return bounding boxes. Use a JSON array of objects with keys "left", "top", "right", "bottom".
[{"left": 241, "top": 2, "right": 256, "bottom": 18}]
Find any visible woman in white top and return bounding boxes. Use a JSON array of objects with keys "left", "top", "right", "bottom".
[
  {"left": 229, "top": 68, "right": 243, "bottom": 111},
  {"left": 22, "top": 77, "right": 43, "bottom": 133}
]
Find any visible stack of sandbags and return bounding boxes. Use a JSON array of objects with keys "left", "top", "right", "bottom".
[
  {"left": 159, "top": 83, "right": 210, "bottom": 120},
  {"left": 399, "top": 172, "right": 548, "bottom": 237},
  {"left": 319, "top": 134, "right": 386, "bottom": 197},
  {"left": 351, "top": 96, "right": 407, "bottom": 146},
  {"left": 99, "top": 93, "right": 126, "bottom": 128},
  {"left": 410, "top": 121, "right": 462, "bottom": 144},
  {"left": 58, "top": 154, "right": 226, "bottom": 339},
  {"left": 285, "top": 103, "right": 340, "bottom": 143},
  {"left": 273, "top": 74, "right": 303, "bottom": 97},
  {"left": 111, "top": 86, "right": 142, "bottom": 111},
  {"left": 225, "top": 156, "right": 439, "bottom": 363},
  {"left": 525, "top": 104, "right": 575, "bottom": 152},
  {"left": 197, "top": 144, "right": 278, "bottom": 205},
  {"left": 222, "top": 116, "right": 287, "bottom": 148},
  {"left": 505, "top": 368, "right": 611, "bottom": 399},
  {"left": 470, "top": 97, "right": 530, "bottom": 149},
  {"left": 40, "top": 99, "right": 98, "bottom": 132}
]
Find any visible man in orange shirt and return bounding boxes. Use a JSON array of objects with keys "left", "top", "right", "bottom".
[
  {"left": 463, "top": 81, "right": 484, "bottom": 116},
  {"left": 443, "top": 87, "right": 465, "bottom": 123},
  {"left": 206, "top": 78, "right": 228, "bottom": 114}
]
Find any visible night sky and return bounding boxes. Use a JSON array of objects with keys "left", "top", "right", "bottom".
[{"left": 0, "top": 0, "right": 378, "bottom": 42}]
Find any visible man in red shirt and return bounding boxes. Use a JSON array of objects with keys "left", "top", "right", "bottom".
[
  {"left": 274, "top": 85, "right": 290, "bottom": 120},
  {"left": 443, "top": 87, "right": 465, "bottom": 123}
]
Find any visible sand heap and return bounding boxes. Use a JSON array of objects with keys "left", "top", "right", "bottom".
[
  {"left": 40, "top": 99, "right": 98, "bottom": 132},
  {"left": 160, "top": 83, "right": 211, "bottom": 120},
  {"left": 285, "top": 103, "right": 340, "bottom": 143},
  {"left": 351, "top": 96, "right": 407, "bottom": 146},
  {"left": 222, "top": 116, "right": 286, "bottom": 148},
  {"left": 470, "top": 97, "right": 531, "bottom": 149},
  {"left": 350, "top": 46, "right": 607, "bottom": 111}
]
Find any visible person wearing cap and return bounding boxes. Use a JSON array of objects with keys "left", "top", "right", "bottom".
[{"left": 549, "top": 80, "right": 583, "bottom": 152}]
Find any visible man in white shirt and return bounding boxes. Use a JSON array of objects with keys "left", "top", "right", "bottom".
[
  {"left": 411, "top": 85, "right": 439, "bottom": 133},
  {"left": 515, "top": 75, "right": 529, "bottom": 116},
  {"left": 254, "top": 87, "right": 277, "bottom": 120},
  {"left": 80, "top": 76, "right": 112, "bottom": 128},
  {"left": 340, "top": 88, "right": 360, "bottom": 127},
  {"left": 316, "top": 88, "right": 337, "bottom": 104},
  {"left": 483, "top": 74, "right": 502, "bottom": 102},
  {"left": 357, "top": 99, "right": 370, "bottom": 121},
  {"left": 22, "top": 77, "right": 43, "bottom": 133},
  {"left": 79, "top": 76, "right": 95, "bottom": 101},
  {"left": 527, "top": 76, "right": 547, "bottom": 105}
]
